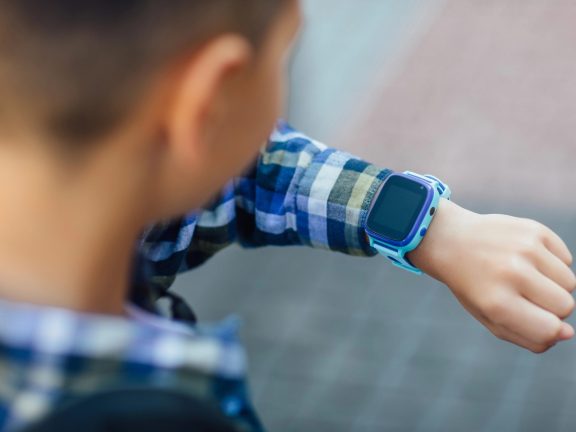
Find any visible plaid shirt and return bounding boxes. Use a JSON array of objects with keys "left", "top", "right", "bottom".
[{"left": 0, "top": 121, "right": 390, "bottom": 431}]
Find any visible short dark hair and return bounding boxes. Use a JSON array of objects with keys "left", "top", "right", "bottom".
[{"left": 0, "top": 0, "right": 287, "bottom": 150}]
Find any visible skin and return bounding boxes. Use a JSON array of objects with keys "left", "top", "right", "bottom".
[
  {"left": 0, "top": 0, "right": 573, "bottom": 353},
  {"left": 409, "top": 199, "right": 576, "bottom": 353}
]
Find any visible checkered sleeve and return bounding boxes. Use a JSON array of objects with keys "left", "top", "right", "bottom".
[{"left": 184, "top": 121, "right": 392, "bottom": 267}]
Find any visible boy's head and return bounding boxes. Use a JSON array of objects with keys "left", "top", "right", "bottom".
[{"left": 0, "top": 0, "right": 300, "bottom": 219}]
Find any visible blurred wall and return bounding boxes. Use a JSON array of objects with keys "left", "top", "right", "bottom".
[{"left": 288, "top": 0, "right": 576, "bottom": 213}]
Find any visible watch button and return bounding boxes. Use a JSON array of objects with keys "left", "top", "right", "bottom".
[
  {"left": 420, "top": 228, "right": 428, "bottom": 237},
  {"left": 430, "top": 207, "right": 436, "bottom": 216}
]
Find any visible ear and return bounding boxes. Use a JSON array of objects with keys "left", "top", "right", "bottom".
[{"left": 162, "top": 34, "right": 253, "bottom": 166}]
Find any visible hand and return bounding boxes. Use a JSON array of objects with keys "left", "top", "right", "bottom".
[{"left": 408, "top": 199, "right": 576, "bottom": 353}]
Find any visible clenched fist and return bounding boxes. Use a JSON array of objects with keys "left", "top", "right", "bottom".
[{"left": 408, "top": 199, "right": 576, "bottom": 353}]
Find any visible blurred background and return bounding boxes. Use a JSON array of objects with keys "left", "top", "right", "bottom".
[{"left": 175, "top": 1, "right": 576, "bottom": 431}]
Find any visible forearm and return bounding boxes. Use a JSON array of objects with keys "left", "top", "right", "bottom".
[{"left": 232, "top": 121, "right": 392, "bottom": 255}]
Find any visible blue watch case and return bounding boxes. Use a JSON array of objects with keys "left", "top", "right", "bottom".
[{"left": 365, "top": 172, "right": 450, "bottom": 274}]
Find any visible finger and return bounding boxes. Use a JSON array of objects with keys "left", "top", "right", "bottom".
[
  {"left": 497, "top": 297, "right": 566, "bottom": 345},
  {"left": 493, "top": 327, "right": 555, "bottom": 354},
  {"left": 536, "top": 245, "right": 576, "bottom": 293},
  {"left": 540, "top": 224, "right": 573, "bottom": 266},
  {"left": 558, "top": 322, "right": 575, "bottom": 340},
  {"left": 521, "top": 267, "right": 575, "bottom": 319}
]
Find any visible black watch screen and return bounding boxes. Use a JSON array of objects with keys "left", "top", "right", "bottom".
[{"left": 366, "top": 175, "right": 429, "bottom": 242}]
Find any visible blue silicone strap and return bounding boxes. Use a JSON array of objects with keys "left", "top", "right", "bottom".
[{"left": 369, "top": 172, "right": 451, "bottom": 275}]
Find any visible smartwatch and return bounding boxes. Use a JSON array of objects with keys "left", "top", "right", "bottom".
[{"left": 365, "top": 171, "right": 451, "bottom": 275}]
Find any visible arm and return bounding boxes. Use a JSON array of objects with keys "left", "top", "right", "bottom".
[
  {"left": 190, "top": 134, "right": 576, "bottom": 354},
  {"left": 198, "top": 121, "right": 390, "bottom": 254},
  {"left": 139, "top": 121, "right": 390, "bottom": 282},
  {"left": 142, "top": 122, "right": 576, "bottom": 354}
]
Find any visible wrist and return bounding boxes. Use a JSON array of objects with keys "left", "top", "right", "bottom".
[{"left": 407, "top": 198, "right": 470, "bottom": 281}]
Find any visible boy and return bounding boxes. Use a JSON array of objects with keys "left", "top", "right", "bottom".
[{"left": 0, "top": 0, "right": 573, "bottom": 431}]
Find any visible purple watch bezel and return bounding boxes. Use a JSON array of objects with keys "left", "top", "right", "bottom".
[{"left": 365, "top": 173, "right": 434, "bottom": 248}]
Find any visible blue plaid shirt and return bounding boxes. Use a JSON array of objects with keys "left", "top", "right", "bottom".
[{"left": 0, "top": 121, "right": 391, "bottom": 431}]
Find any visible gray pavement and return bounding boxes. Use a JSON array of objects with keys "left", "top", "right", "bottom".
[{"left": 174, "top": 207, "right": 576, "bottom": 432}]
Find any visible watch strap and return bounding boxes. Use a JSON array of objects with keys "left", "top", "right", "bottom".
[
  {"left": 370, "top": 238, "right": 423, "bottom": 275},
  {"left": 404, "top": 171, "right": 452, "bottom": 200}
]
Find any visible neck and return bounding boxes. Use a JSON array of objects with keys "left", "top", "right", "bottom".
[{"left": 0, "top": 140, "right": 158, "bottom": 315}]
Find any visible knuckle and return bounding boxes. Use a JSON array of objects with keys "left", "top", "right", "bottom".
[
  {"left": 522, "top": 219, "right": 548, "bottom": 244},
  {"left": 527, "top": 220, "right": 546, "bottom": 237},
  {"left": 535, "top": 228, "right": 548, "bottom": 244},
  {"left": 482, "top": 295, "right": 510, "bottom": 325},
  {"left": 496, "top": 257, "right": 526, "bottom": 282},
  {"left": 518, "top": 238, "right": 540, "bottom": 260},
  {"left": 540, "top": 324, "right": 561, "bottom": 343}
]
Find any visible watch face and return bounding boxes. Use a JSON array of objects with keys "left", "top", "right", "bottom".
[{"left": 366, "top": 175, "right": 429, "bottom": 242}]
